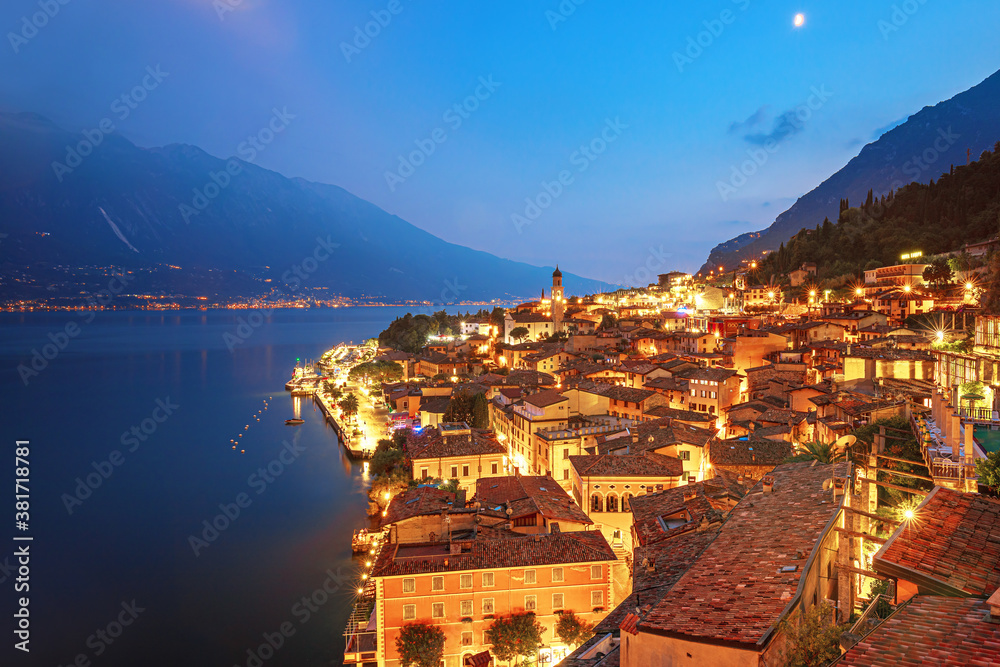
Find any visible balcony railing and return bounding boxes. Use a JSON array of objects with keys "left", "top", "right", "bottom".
[{"left": 959, "top": 406, "right": 999, "bottom": 424}]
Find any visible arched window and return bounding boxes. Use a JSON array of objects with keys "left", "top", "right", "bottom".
[
  {"left": 591, "top": 493, "right": 603, "bottom": 513},
  {"left": 606, "top": 493, "right": 618, "bottom": 513},
  {"left": 622, "top": 492, "right": 632, "bottom": 512}
]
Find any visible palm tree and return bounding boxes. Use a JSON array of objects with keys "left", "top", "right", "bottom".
[
  {"left": 787, "top": 439, "right": 845, "bottom": 464},
  {"left": 339, "top": 393, "right": 360, "bottom": 423}
]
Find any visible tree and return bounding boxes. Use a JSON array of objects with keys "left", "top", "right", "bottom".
[
  {"left": 598, "top": 313, "right": 617, "bottom": 331},
  {"left": 785, "top": 439, "right": 846, "bottom": 464},
  {"left": 776, "top": 601, "right": 845, "bottom": 667},
  {"left": 555, "top": 611, "right": 594, "bottom": 648},
  {"left": 510, "top": 326, "right": 530, "bottom": 343},
  {"left": 470, "top": 392, "right": 490, "bottom": 429},
  {"left": 396, "top": 623, "right": 445, "bottom": 667},
  {"left": 485, "top": 612, "right": 544, "bottom": 665},
  {"left": 490, "top": 307, "right": 507, "bottom": 332},
  {"left": 339, "top": 393, "right": 360, "bottom": 422},
  {"left": 922, "top": 257, "right": 953, "bottom": 286},
  {"left": 975, "top": 449, "right": 1000, "bottom": 493}
]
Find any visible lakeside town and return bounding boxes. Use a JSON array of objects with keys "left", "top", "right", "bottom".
[{"left": 289, "top": 248, "right": 1000, "bottom": 667}]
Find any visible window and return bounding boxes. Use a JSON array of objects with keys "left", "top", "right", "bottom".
[
  {"left": 679, "top": 450, "right": 690, "bottom": 461},
  {"left": 482, "top": 572, "right": 494, "bottom": 587},
  {"left": 403, "top": 604, "right": 416, "bottom": 620},
  {"left": 451, "top": 465, "right": 458, "bottom": 478},
  {"left": 491, "top": 462, "right": 498, "bottom": 475},
  {"left": 432, "top": 576, "right": 444, "bottom": 591},
  {"left": 524, "top": 569, "right": 537, "bottom": 584},
  {"left": 563, "top": 469, "right": 569, "bottom": 480},
  {"left": 460, "top": 574, "right": 473, "bottom": 589},
  {"left": 403, "top": 578, "right": 415, "bottom": 593},
  {"left": 552, "top": 567, "right": 564, "bottom": 583},
  {"left": 461, "top": 599, "right": 473, "bottom": 616},
  {"left": 462, "top": 464, "right": 469, "bottom": 477},
  {"left": 525, "top": 595, "right": 537, "bottom": 611},
  {"left": 592, "top": 590, "right": 603, "bottom": 607},
  {"left": 552, "top": 593, "right": 564, "bottom": 610},
  {"left": 591, "top": 565, "right": 602, "bottom": 579},
  {"left": 462, "top": 631, "right": 473, "bottom": 647},
  {"left": 432, "top": 602, "right": 445, "bottom": 618},
  {"left": 562, "top": 448, "right": 569, "bottom": 460},
  {"left": 483, "top": 598, "right": 495, "bottom": 614}
]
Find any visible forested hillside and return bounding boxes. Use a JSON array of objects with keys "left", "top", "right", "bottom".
[{"left": 757, "top": 143, "right": 1000, "bottom": 283}]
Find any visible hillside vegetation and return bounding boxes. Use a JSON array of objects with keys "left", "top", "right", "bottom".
[{"left": 758, "top": 143, "right": 1000, "bottom": 283}]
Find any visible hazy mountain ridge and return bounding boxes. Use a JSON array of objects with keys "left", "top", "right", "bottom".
[
  {"left": 0, "top": 112, "right": 607, "bottom": 302},
  {"left": 700, "top": 69, "right": 1000, "bottom": 274}
]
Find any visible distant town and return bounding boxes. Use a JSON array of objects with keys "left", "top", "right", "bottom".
[{"left": 292, "top": 243, "right": 1000, "bottom": 667}]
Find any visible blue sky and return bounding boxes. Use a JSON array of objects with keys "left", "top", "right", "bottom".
[{"left": 3, "top": 0, "right": 999, "bottom": 283}]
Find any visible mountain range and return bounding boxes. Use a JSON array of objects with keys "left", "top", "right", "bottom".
[
  {"left": 699, "top": 68, "right": 1000, "bottom": 274},
  {"left": 0, "top": 112, "right": 608, "bottom": 303}
]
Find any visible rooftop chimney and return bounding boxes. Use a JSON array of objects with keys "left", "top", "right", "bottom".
[
  {"left": 683, "top": 489, "right": 697, "bottom": 502},
  {"left": 450, "top": 542, "right": 462, "bottom": 555},
  {"left": 762, "top": 476, "right": 774, "bottom": 494}
]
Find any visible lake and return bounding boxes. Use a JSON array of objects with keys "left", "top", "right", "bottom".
[{"left": 0, "top": 306, "right": 457, "bottom": 667}]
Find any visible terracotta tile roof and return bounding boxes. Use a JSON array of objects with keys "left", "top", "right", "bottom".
[
  {"left": 505, "top": 369, "right": 556, "bottom": 387},
  {"left": 474, "top": 475, "right": 592, "bottom": 525},
  {"left": 406, "top": 428, "right": 506, "bottom": 460},
  {"left": 638, "top": 462, "right": 849, "bottom": 646},
  {"left": 675, "top": 367, "right": 740, "bottom": 383},
  {"left": 600, "top": 385, "right": 659, "bottom": 404},
  {"left": 640, "top": 405, "right": 715, "bottom": 424},
  {"left": 522, "top": 388, "right": 568, "bottom": 408},
  {"left": 382, "top": 487, "right": 457, "bottom": 527},
  {"left": 709, "top": 438, "right": 793, "bottom": 467},
  {"left": 836, "top": 596, "right": 1000, "bottom": 667},
  {"left": 874, "top": 487, "right": 1000, "bottom": 597},
  {"left": 370, "top": 530, "right": 616, "bottom": 577},
  {"left": 569, "top": 452, "right": 684, "bottom": 478}
]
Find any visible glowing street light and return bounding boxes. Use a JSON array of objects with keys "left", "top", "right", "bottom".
[
  {"left": 903, "top": 509, "right": 914, "bottom": 520},
  {"left": 966, "top": 282, "right": 974, "bottom": 291}
]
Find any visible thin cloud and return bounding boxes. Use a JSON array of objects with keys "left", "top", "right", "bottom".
[
  {"left": 743, "top": 109, "right": 804, "bottom": 146},
  {"left": 727, "top": 106, "right": 768, "bottom": 134}
]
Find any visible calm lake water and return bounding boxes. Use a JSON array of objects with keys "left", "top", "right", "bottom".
[{"left": 0, "top": 306, "right": 449, "bottom": 667}]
